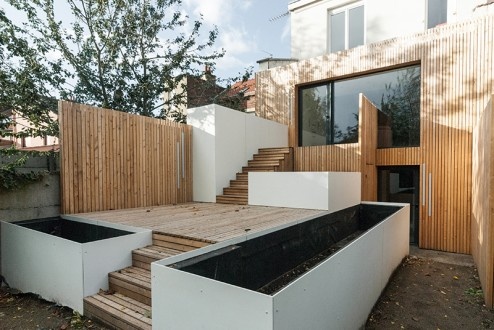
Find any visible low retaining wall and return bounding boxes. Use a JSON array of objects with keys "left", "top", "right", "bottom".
[
  {"left": 248, "top": 172, "right": 361, "bottom": 211},
  {"left": 152, "top": 202, "right": 409, "bottom": 330},
  {"left": 1, "top": 216, "right": 152, "bottom": 313}
]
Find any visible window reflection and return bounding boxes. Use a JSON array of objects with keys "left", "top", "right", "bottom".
[{"left": 299, "top": 66, "right": 421, "bottom": 148}]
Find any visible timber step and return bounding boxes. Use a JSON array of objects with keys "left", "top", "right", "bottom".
[
  {"left": 109, "top": 266, "right": 151, "bottom": 306},
  {"left": 223, "top": 187, "right": 248, "bottom": 195},
  {"left": 85, "top": 232, "right": 212, "bottom": 329},
  {"left": 84, "top": 292, "right": 152, "bottom": 330},
  {"left": 229, "top": 180, "right": 248, "bottom": 188},
  {"left": 132, "top": 245, "right": 183, "bottom": 270},
  {"left": 242, "top": 166, "right": 276, "bottom": 172},
  {"left": 216, "top": 195, "right": 248, "bottom": 205},
  {"left": 216, "top": 147, "right": 294, "bottom": 205}
]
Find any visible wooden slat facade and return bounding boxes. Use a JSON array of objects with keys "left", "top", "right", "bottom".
[
  {"left": 471, "top": 95, "right": 494, "bottom": 308},
  {"left": 59, "top": 101, "right": 192, "bottom": 214},
  {"left": 256, "top": 15, "right": 494, "bottom": 255}
]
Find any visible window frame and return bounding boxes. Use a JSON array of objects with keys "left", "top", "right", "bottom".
[
  {"left": 298, "top": 64, "right": 422, "bottom": 148},
  {"left": 426, "top": 0, "right": 448, "bottom": 29},
  {"left": 327, "top": 1, "right": 365, "bottom": 53}
]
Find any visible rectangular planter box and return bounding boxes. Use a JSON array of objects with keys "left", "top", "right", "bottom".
[
  {"left": 1, "top": 215, "right": 152, "bottom": 314},
  {"left": 152, "top": 202, "right": 409, "bottom": 330}
]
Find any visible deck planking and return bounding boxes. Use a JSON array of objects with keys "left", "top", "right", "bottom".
[{"left": 72, "top": 202, "right": 326, "bottom": 242}]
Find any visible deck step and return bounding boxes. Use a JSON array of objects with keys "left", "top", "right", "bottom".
[
  {"left": 132, "top": 245, "right": 183, "bottom": 270},
  {"left": 85, "top": 231, "right": 211, "bottom": 329},
  {"left": 109, "top": 267, "right": 151, "bottom": 306},
  {"left": 216, "top": 195, "right": 248, "bottom": 205},
  {"left": 236, "top": 173, "right": 248, "bottom": 181},
  {"left": 253, "top": 154, "right": 287, "bottom": 160},
  {"left": 223, "top": 187, "right": 248, "bottom": 195},
  {"left": 216, "top": 147, "right": 293, "bottom": 205},
  {"left": 258, "top": 147, "right": 291, "bottom": 154},
  {"left": 230, "top": 180, "right": 248, "bottom": 188},
  {"left": 247, "top": 160, "right": 281, "bottom": 167},
  {"left": 152, "top": 233, "right": 212, "bottom": 252},
  {"left": 242, "top": 166, "right": 275, "bottom": 172},
  {"left": 84, "top": 292, "right": 152, "bottom": 330}
]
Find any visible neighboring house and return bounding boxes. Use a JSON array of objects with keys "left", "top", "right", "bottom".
[
  {"left": 289, "top": 0, "right": 494, "bottom": 59},
  {"left": 224, "top": 78, "right": 256, "bottom": 113},
  {"left": 256, "top": 6, "right": 494, "bottom": 306},
  {"left": 0, "top": 109, "right": 59, "bottom": 150},
  {"left": 162, "top": 67, "right": 224, "bottom": 119},
  {"left": 163, "top": 67, "right": 257, "bottom": 117}
]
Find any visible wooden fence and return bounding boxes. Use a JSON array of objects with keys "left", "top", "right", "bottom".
[
  {"left": 256, "top": 15, "right": 494, "bottom": 254},
  {"left": 59, "top": 101, "right": 192, "bottom": 214},
  {"left": 471, "top": 95, "right": 494, "bottom": 308}
]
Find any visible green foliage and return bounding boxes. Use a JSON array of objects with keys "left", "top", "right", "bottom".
[
  {"left": 6, "top": 0, "right": 226, "bottom": 118},
  {"left": 465, "top": 287, "right": 483, "bottom": 297},
  {"left": 1, "top": 0, "right": 248, "bottom": 189},
  {"left": 380, "top": 67, "right": 421, "bottom": 147},
  {"left": 0, "top": 147, "right": 53, "bottom": 191}
]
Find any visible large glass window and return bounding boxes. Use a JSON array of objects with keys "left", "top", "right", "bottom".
[
  {"left": 299, "top": 65, "right": 421, "bottom": 148},
  {"left": 427, "top": 0, "right": 447, "bottom": 29},
  {"left": 329, "top": 2, "right": 364, "bottom": 53}
]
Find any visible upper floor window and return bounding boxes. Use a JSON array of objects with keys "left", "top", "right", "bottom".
[
  {"left": 427, "top": 0, "right": 447, "bottom": 29},
  {"left": 329, "top": 2, "right": 364, "bottom": 53}
]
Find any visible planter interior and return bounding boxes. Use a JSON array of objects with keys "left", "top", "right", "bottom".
[
  {"left": 15, "top": 217, "right": 133, "bottom": 243},
  {"left": 169, "top": 204, "right": 401, "bottom": 294}
]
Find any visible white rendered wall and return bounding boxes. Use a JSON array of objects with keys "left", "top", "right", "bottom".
[
  {"left": 273, "top": 203, "right": 409, "bottom": 330},
  {"left": 248, "top": 172, "right": 361, "bottom": 211},
  {"left": 1, "top": 218, "right": 151, "bottom": 314},
  {"left": 187, "top": 104, "right": 288, "bottom": 202},
  {"left": 289, "top": 0, "right": 480, "bottom": 60}
]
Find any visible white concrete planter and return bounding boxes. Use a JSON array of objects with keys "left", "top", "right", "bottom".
[
  {"left": 1, "top": 216, "right": 152, "bottom": 314},
  {"left": 152, "top": 202, "right": 409, "bottom": 330},
  {"left": 248, "top": 172, "right": 361, "bottom": 211}
]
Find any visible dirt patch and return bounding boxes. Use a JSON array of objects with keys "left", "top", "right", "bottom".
[
  {"left": 1, "top": 252, "right": 493, "bottom": 329},
  {"left": 0, "top": 287, "right": 108, "bottom": 330},
  {"left": 366, "top": 255, "right": 494, "bottom": 329}
]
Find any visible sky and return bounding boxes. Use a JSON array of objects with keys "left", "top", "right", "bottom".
[
  {"left": 182, "top": 0, "right": 292, "bottom": 80},
  {"left": 0, "top": 0, "right": 292, "bottom": 82}
]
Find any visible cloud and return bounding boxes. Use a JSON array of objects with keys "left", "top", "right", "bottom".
[{"left": 184, "top": 0, "right": 235, "bottom": 26}]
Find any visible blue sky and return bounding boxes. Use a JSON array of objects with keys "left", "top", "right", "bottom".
[{"left": 182, "top": 0, "right": 292, "bottom": 80}]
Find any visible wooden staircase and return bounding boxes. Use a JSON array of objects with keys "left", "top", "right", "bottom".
[
  {"left": 216, "top": 147, "right": 293, "bottom": 205},
  {"left": 84, "top": 233, "right": 212, "bottom": 329}
]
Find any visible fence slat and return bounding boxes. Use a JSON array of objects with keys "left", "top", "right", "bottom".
[{"left": 59, "top": 102, "right": 192, "bottom": 214}]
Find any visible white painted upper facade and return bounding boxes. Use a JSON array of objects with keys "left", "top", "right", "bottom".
[{"left": 289, "top": 0, "right": 494, "bottom": 59}]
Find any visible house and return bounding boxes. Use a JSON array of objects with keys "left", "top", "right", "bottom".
[
  {"left": 255, "top": 1, "right": 494, "bottom": 307},
  {"left": 224, "top": 78, "right": 256, "bottom": 113},
  {"left": 162, "top": 67, "right": 256, "bottom": 119},
  {"left": 289, "top": 0, "right": 494, "bottom": 59},
  {"left": 0, "top": 108, "right": 59, "bottom": 150}
]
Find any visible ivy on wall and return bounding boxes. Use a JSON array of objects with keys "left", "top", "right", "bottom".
[{"left": 0, "top": 148, "right": 56, "bottom": 191}]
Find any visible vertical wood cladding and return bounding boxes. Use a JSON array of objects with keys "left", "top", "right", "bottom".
[
  {"left": 256, "top": 16, "right": 494, "bottom": 254},
  {"left": 472, "top": 96, "right": 494, "bottom": 308},
  {"left": 59, "top": 101, "right": 192, "bottom": 214}
]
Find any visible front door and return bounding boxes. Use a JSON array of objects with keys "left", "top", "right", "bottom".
[{"left": 377, "top": 166, "right": 420, "bottom": 245}]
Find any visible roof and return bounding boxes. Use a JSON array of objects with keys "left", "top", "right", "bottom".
[{"left": 227, "top": 79, "right": 256, "bottom": 97}]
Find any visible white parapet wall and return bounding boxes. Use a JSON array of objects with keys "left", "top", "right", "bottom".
[
  {"left": 1, "top": 216, "right": 152, "bottom": 314},
  {"left": 151, "top": 202, "right": 409, "bottom": 330},
  {"left": 248, "top": 172, "right": 361, "bottom": 211},
  {"left": 187, "top": 104, "right": 288, "bottom": 202}
]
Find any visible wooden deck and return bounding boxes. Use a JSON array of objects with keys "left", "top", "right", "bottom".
[{"left": 73, "top": 202, "right": 326, "bottom": 242}]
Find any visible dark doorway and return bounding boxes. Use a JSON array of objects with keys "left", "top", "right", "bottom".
[{"left": 378, "top": 166, "right": 420, "bottom": 245}]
